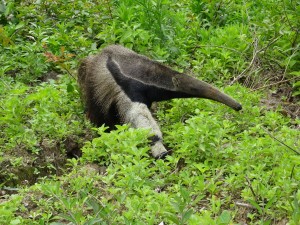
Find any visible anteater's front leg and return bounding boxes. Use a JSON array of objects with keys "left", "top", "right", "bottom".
[{"left": 121, "top": 102, "right": 168, "bottom": 158}]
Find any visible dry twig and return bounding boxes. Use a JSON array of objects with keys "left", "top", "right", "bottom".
[
  {"left": 251, "top": 77, "right": 298, "bottom": 91},
  {"left": 230, "top": 37, "right": 259, "bottom": 85},
  {"left": 261, "top": 126, "right": 300, "bottom": 155},
  {"left": 230, "top": 34, "right": 284, "bottom": 86},
  {"left": 235, "top": 201, "right": 256, "bottom": 209}
]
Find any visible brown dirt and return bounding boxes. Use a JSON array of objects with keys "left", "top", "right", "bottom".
[
  {"left": 4, "top": 69, "right": 60, "bottom": 83},
  {"left": 38, "top": 70, "right": 60, "bottom": 82},
  {"left": 260, "top": 83, "right": 300, "bottom": 121},
  {"left": 0, "top": 135, "right": 85, "bottom": 188}
]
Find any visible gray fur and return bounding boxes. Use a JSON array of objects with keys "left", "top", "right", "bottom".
[{"left": 78, "top": 45, "right": 242, "bottom": 158}]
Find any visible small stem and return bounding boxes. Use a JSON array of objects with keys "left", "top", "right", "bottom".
[
  {"left": 59, "top": 63, "right": 76, "bottom": 80},
  {"left": 290, "top": 165, "right": 295, "bottom": 179},
  {"left": 230, "top": 37, "right": 259, "bottom": 85},
  {"left": 106, "top": 0, "right": 113, "bottom": 20},
  {"left": 251, "top": 77, "right": 298, "bottom": 91},
  {"left": 245, "top": 176, "right": 258, "bottom": 202},
  {"left": 262, "top": 126, "right": 300, "bottom": 155}
]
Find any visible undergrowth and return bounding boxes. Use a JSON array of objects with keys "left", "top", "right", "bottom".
[{"left": 0, "top": 0, "right": 299, "bottom": 224}]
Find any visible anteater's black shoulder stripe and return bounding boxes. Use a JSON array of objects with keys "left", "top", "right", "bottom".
[
  {"left": 106, "top": 56, "right": 155, "bottom": 105},
  {"left": 106, "top": 56, "right": 128, "bottom": 86},
  {"left": 106, "top": 56, "right": 192, "bottom": 105}
]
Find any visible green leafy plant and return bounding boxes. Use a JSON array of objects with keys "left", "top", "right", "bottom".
[
  {"left": 165, "top": 187, "right": 194, "bottom": 225},
  {"left": 0, "top": 0, "right": 299, "bottom": 224}
]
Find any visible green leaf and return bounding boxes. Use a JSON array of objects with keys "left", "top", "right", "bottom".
[
  {"left": 182, "top": 209, "right": 193, "bottom": 224},
  {"left": 292, "top": 90, "right": 300, "bottom": 97},
  {"left": 180, "top": 187, "right": 191, "bottom": 202},
  {"left": 84, "top": 218, "right": 103, "bottom": 225},
  {"left": 67, "top": 82, "right": 74, "bottom": 93},
  {"left": 265, "top": 196, "right": 276, "bottom": 210},
  {"left": 15, "top": 22, "right": 25, "bottom": 30},
  {"left": 164, "top": 212, "right": 180, "bottom": 224},
  {"left": 86, "top": 197, "right": 101, "bottom": 213},
  {"left": 217, "top": 210, "right": 231, "bottom": 224},
  {"left": 262, "top": 220, "right": 271, "bottom": 225},
  {"left": 292, "top": 81, "right": 300, "bottom": 88},
  {"left": 290, "top": 71, "right": 300, "bottom": 76},
  {"left": 248, "top": 199, "right": 263, "bottom": 214},
  {"left": 57, "top": 213, "right": 77, "bottom": 224},
  {"left": 10, "top": 219, "right": 21, "bottom": 225}
]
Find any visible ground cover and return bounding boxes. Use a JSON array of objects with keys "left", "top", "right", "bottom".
[{"left": 0, "top": 0, "right": 299, "bottom": 224}]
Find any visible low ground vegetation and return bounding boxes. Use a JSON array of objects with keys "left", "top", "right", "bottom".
[{"left": 0, "top": 0, "right": 299, "bottom": 224}]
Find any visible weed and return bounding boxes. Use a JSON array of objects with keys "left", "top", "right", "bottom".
[{"left": 0, "top": 0, "right": 299, "bottom": 224}]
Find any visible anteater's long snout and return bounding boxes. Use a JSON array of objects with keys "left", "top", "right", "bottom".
[
  {"left": 207, "top": 85, "right": 242, "bottom": 111},
  {"left": 173, "top": 74, "right": 242, "bottom": 111}
]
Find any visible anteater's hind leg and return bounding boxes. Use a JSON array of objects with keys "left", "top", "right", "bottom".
[{"left": 119, "top": 101, "right": 168, "bottom": 159}]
